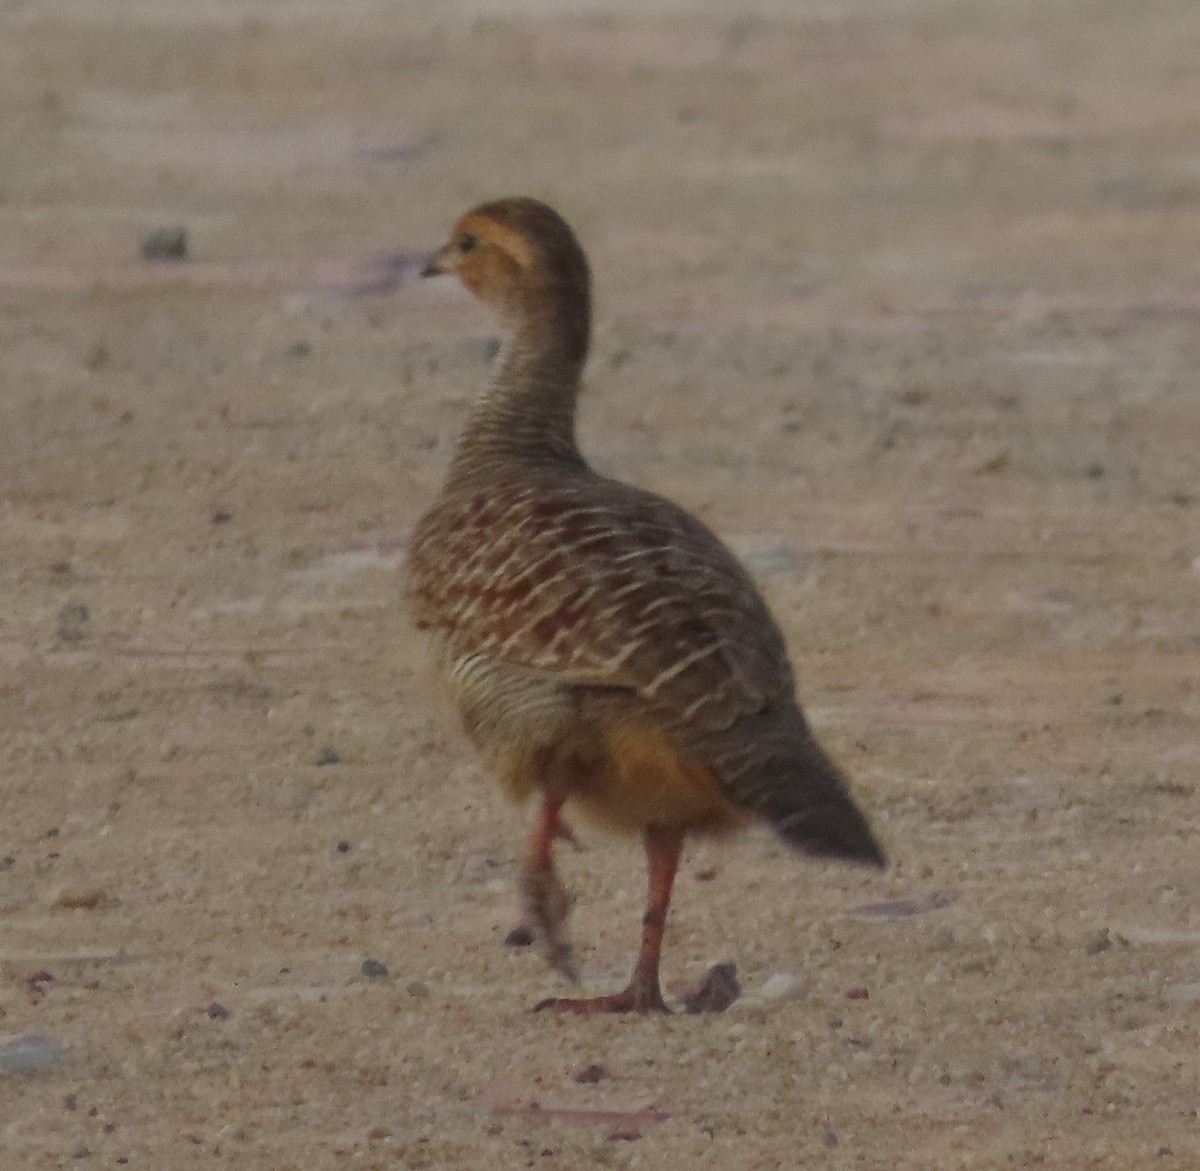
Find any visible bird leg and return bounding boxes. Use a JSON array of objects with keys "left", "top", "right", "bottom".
[
  {"left": 515, "top": 793, "right": 578, "bottom": 981},
  {"left": 535, "top": 825, "right": 682, "bottom": 1014}
]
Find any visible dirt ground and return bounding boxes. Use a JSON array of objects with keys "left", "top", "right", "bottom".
[{"left": 1, "top": 1, "right": 1198, "bottom": 1167}]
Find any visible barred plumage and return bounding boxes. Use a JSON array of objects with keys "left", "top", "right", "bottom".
[{"left": 407, "top": 197, "right": 884, "bottom": 1013}]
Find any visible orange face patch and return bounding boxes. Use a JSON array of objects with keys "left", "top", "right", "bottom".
[{"left": 454, "top": 212, "right": 539, "bottom": 270}]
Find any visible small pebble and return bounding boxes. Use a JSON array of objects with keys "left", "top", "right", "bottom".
[
  {"left": 504, "top": 926, "right": 534, "bottom": 948},
  {"left": 682, "top": 963, "right": 740, "bottom": 1014},
  {"left": 140, "top": 226, "right": 188, "bottom": 261},
  {"left": 846, "top": 987, "right": 870, "bottom": 1000},
  {"left": 1086, "top": 929, "right": 1112, "bottom": 956},
  {"left": 52, "top": 886, "right": 107, "bottom": 910},
  {"left": 56, "top": 602, "right": 90, "bottom": 643},
  {"left": 361, "top": 958, "right": 389, "bottom": 979},
  {"left": 211, "top": 510, "right": 232, "bottom": 525},
  {"left": 205, "top": 1002, "right": 230, "bottom": 1020},
  {"left": 336, "top": 840, "right": 351, "bottom": 854},
  {"left": 0, "top": 1033, "right": 70, "bottom": 1073},
  {"left": 316, "top": 746, "right": 342, "bottom": 766},
  {"left": 574, "top": 1063, "right": 608, "bottom": 1085},
  {"left": 406, "top": 981, "right": 429, "bottom": 998},
  {"left": 758, "top": 972, "right": 802, "bottom": 1002}
]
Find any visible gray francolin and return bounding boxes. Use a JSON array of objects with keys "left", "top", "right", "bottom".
[{"left": 407, "top": 197, "right": 885, "bottom": 1013}]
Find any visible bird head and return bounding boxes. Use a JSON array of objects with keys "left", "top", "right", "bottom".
[{"left": 422, "top": 198, "right": 591, "bottom": 332}]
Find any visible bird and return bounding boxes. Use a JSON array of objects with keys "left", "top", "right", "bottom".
[{"left": 406, "top": 197, "right": 885, "bottom": 1013}]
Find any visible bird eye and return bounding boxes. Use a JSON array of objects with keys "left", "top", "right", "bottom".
[{"left": 459, "top": 233, "right": 478, "bottom": 253}]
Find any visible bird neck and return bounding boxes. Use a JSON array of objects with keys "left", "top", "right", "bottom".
[{"left": 449, "top": 293, "right": 590, "bottom": 481}]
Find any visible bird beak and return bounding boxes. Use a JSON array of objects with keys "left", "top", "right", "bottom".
[{"left": 421, "top": 243, "right": 454, "bottom": 278}]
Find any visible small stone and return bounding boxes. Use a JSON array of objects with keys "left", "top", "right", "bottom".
[
  {"left": 70, "top": 1143, "right": 91, "bottom": 1159},
  {"left": 56, "top": 602, "right": 90, "bottom": 643},
  {"left": 504, "top": 925, "right": 534, "bottom": 948},
  {"left": 336, "top": 840, "right": 351, "bottom": 854},
  {"left": 846, "top": 987, "right": 869, "bottom": 1000},
  {"left": 366, "top": 1126, "right": 391, "bottom": 1141},
  {"left": 52, "top": 886, "right": 107, "bottom": 911},
  {"left": 210, "top": 510, "right": 232, "bottom": 525},
  {"left": 361, "top": 958, "right": 389, "bottom": 979},
  {"left": 682, "top": 963, "right": 741, "bottom": 1014},
  {"left": 0, "top": 1033, "right": 70, "bottom": 1073},
  {"left": 758, "top": 972, "right": 802, "bottom": 1001},
  {"left": 205, "top": 1002, "right": 230, "bottom": 1020},
  {"left": 1086, "top": 929, "right": 1112, "bottom": 956},
  {"left": 405, "top": 981, "right": 429, "bottom": 998},
  {"left": 285, "top": 341, "right": 312, "bottom": 358},
  {"left": 823, "top": 1131, "right": 839, "bottom": 1149},
  {"left": 140, "top": 226, "right": 188, "bottom": 261},
  {"left": 574, "top": 1063, "right": 608, "bottom": 1084},
  {"left": 604, "top": 1130, "right": 641, "bottom": 1143},
  {"left": 316, "top": 746, "right": 341, "bottom": 766}
]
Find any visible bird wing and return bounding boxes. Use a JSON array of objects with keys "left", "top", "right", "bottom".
[{"left": 407, "top": 473, "right": 794, "bottom": 734}]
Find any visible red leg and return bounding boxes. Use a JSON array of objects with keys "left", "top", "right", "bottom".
[
  {"left": 536, "top": 826, "right": 682, "bottom": 1014},
  {"left": 514, "top": 793, "right": 578, "bottom": 980}
]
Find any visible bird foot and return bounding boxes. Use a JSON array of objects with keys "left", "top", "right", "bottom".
[
  {"left": 519, "top": 861, "right": 577, "bottom": 982},
  {"left": 534, "top": 977, "right": 671, "bottom": 1015}
]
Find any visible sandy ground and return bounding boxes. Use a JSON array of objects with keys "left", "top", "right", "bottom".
[{"left": 1, "top": 1, "right": 1198, "bottom": 1167}]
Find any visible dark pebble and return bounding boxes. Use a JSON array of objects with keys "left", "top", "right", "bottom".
[
  {"left": 140, "top": 227, "right": 188, "bottom": 261},
  {"left": 605, "top": 1130, "right": 641, "bottom": 1143},
  {"left": 56, "top": 602, "right": 90, "bottom": 642},
  {"left": 682, "top": 963, "right": 741, "bottom": 1014},
  {"left": 574, "top": 1063, "right": 608, "bottom": 1085},
  {"left": 361, "top": 958, "right": 389, "bottom": 979}
]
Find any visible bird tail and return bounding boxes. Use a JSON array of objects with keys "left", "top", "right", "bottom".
[{"left": 714, "top": 707, "right": 886, "bottom": 868}]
